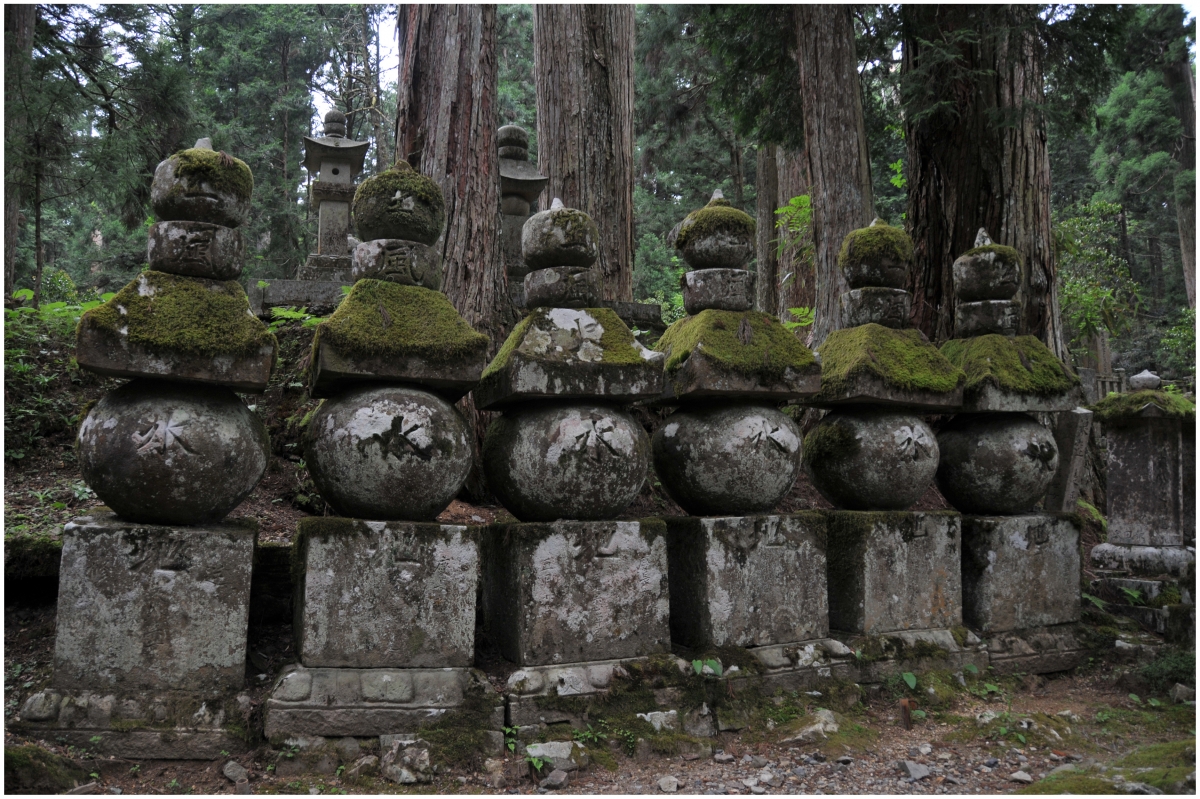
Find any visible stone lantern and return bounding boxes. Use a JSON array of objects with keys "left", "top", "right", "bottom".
[{"left": 300, "top": 109, "right": 370, "bottom": 276}]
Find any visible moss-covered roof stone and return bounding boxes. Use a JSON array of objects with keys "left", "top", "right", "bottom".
[
  {"left": 1089, "top": 389, "right": 1196, "bottom": 424},
  {"left": 78, "top": 270, "right": 275, "bottom": 358},
  {"left": 171, "top": 147, "right": 254, "bottom": 200},
  {"left": 483, "top": 307, "right": 648, "bottom": 379},
  {"left": 837, "top": 221, "right": 913, "bottom": 269},
  {"left": 675, "top": 201, "right": 756, "bottom": 250},
  {"left": 352, "top": 162, "right": 446, "bottom": 244},
  {"left": 313, "top": 279, "right": 487, "bottom": 366},
  {"left": 653, "top": 309, "right": 819, "bottom": 383},
  {"left": 940, "top": 334, "right": 1078, "bottom": 397},
  {"left": 817, "top": 323, "right": 964, "bottom": 396},
  {"left": 963, "top": 243, "right": 1022, "bottom": 266}
]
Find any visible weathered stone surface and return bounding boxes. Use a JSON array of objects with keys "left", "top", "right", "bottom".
[
  {"left": 954, "top": 300, "right": 1019, "bottom": 337},
  {"left": 523, "top": 266, "right": 601, "bottom": 309},
  {"left": 522, "top": 201, "right": 600, "bottom": 269},
  {"left": 264, "top": 666, "right": 494, "bottom": 739},
  {"left": 1090, "top": 544, "right": 1194, "bottom": 579},
  {"left": 294, "top": 518, "right": 477, "bottom": 668},
  {"left": 952, "top": 250, "right": 1020, "bottom": 301},
  {"left": 675, "top": 194, "right": 755, "bottom": 270},
  {"left": 839, "top": 288, "right": 912, "bottom": 329},
  {"left": 1043, "top": 408, "right": 1094, "bottom": 512},
  {"left": 526, "top": 742, "right": 588, "bottom": 772},
  {"left": 352, "top": 163, "right": 445, "bottom": 245},
  {"left": 147, "top": 221, "right": 244, "bottom": 280},
  {"left": 501, "top": 195, "right": 531, "bottom": 215},
  {"left": 936, "top": 414, "right": 1059, "bottom": 515},
  {"left": 824, "top": 511, "right": 962, "bottom": 634},
  {"left": 499, "top": 155, "right": 548, "bottom": 204},
  {"left": 501, "top": 214, "right": 529, "bottom": 279},
  {"left": 381, "top": 737, "right": 432, "bottom": 784},
  {"left": 151, "top": 146, "right": 252, "bottom": 228},
  {"left": 838, "top": 220, "right": 912, "bottom": 289},
  {"left": 350, "top": 238, "right": 442, "bottom": 288},
  {"left": 803, "top": 410, "right": 939, "bottom": 511},
  {"left": 483, "top": 404, "right": 649, "bottom": 522},
  {"left": 1105, "top": 414, "right": 1195, "bottom": 547},
  {"left": 298, "top": 255, "right": 354, "bottom": 282},
  {"left": 986, "top": 624, "right": 1090, "bottom": 675},
  {"left": 75, "top": 271, "right": 277, "bottom": 393},
  {"left": 482, "top": 520, "right": 670, "bottom": 665},
  {"left": 304, "top": 385, "right": 472, "bottom": 521},
  {"left": 653, "top": 404, "right": 802, "bottom": 515},
  {"left": 664, "top": 514, "right": 828, "bottom": 648},
  {"left": 53, "top": 512, "right": 255, "bottom": 692},
  {"left": 77, "top": 380, "right": 269, "bottom": 524},
  {"left": 477, "top": 307, "right": 664, "bottom": 409},
  {"left": 6, "top": 727, "right": 247, "bottom": 760},
  {"left": 961, "top": 515, "right": 1080, "bottom": 632},
  {"left": 1128, "top": 369, "right": 1162, "bottom": 390},
  {"left": 248, "top": 279, "right": 353, "bottom": 317},
  {"left": 681, "top": 268, "right": 754, "bottom": 314},
  {"left": 661, "top": 352, "right": 820, "bottom": 404},
  {"left": 497, "top": 125, "right": 529, "bottom": 150}
]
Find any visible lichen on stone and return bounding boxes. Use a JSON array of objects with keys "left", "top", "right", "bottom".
[
  {"left": 940, "top": 334, "right": 1078, "bottom": 397},
  {"left": 675, "top": 201, "right": 756, "bottom": 250},
  {"left": 816, "top": 323, "right": 964, "bottom": 396},
  {"left": 963, "top": 243, "right": 1022, "bottom": 266},
  {"left": 837, "top": 222, "right": 912, "bottom": 268},
  {"left": 352, "top": 162, "right": 446, "bottom": 243},
  {"left": 170, "top": 147, "right": 253, "bottom": 200},
  {"left": 653, "top": 309, "right": 819, "bottom": 382},
  {"left": 1089, "top": 389, "right": 1196, "bottom": 424},
  {"left": 78, "top": 270, "right": 276, "bottom": 358},
  {"left": 313, "top": 279, "right": 487, "bottom": 366},
  {"left": 481, "top": 307, "right": 645, "bottom": 380}
]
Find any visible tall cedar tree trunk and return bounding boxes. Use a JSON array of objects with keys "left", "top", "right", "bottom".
[
  {"left": 5, "top": 5, "right": 35, "bottom": 297},
  {"left": 755, "top": 143, "right": 779, "bottom": 315},
  {"left": 533, "top": 5, "right": 635, "bottom": 301},
  {"left": 1164, "top": 39, "right": 1196, "bottom": 307},
  {"left": 794, "top": 6, "right": 875, "bottom": 346},
  {"left": 777, "top": 148, "right": 816, "bottom": 340},
  {"left": 903, "top": 7, "right": 1066, "bottom": 358},
  {"left": 395, "top": 4, "right": 502, "bottom": 500}
]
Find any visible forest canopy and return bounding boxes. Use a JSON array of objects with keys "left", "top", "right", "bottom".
[{"left": 4, "top": 3, "right": 1195, "bottom": 379}]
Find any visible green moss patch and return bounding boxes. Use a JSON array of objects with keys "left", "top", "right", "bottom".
[
  {"left": 352, "top": 162, "right": 445, "bottom": 243},
  {"left": 4, "top": 533, "right": 62, "bottom": 580},
  {"left": 837, "top": 222, "right": 912, "bottom": 268},
  {"left": 801, "top": 419, "right": 860, "bottom": 469},
  {"left": 653, "top": 309, "right": 818, "bottom": 382},
  {"left": 481, "top": 307, "right": 643, "bottom": 379},
  {"left": 817, "top": 323, "right": 964, "bottom": 396},
  {"left": 313, "top": 280, "right": 487, "bottom": 368},
  {"left": 78, "top": 271, "right": 276, "bottom": 358},
  {"left": 675, "top": 201, "right": 755, "bottom": 249},
  {"left": 940, "top": 335, "right": 1078, "bottom": 397},
  {"left": 5, "top": 744, "right": 89, "bottom": 794},
  {"left": 964, "top": 243, "right": 1022, "bottom": 266},
  {"left": 1090, "top": 389, "right": 1196, "bottom": 424},
  {"left": 1014, "top": 773, "right": 1119, "bottom": 794},
  {"left": 171, "top": 147, "right": 253, "bottom": 199}
]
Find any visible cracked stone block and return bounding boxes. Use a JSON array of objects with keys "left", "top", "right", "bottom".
[
  {"left": 53, "top": 512, "right": 255, "bottom": 692},
  {"left": 294, "top": 518, "right": 479, "bottom": 668},
  {"left": 147, "top": 221, "right": 244, "bottom": 280},
  {"left": 665, "top": 514, "right": 829, "bottom": 648},
  {"left": 1106, "top": 413, "right": 1195, "bottom": 547},
  {"left": 961, "top": 514, "right": 1081, "bottom": 632},
  {"left": 681, "top": 269, "right": 754, "bottom": 314},
  {"left": 824, "top": 511, "right": 962, "bottom": 635},
  {"left": 482, "top": 520, "right": 670, "bottom": 666}
]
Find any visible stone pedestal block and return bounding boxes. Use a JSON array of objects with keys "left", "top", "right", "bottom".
[
  {"left": 954, "top": 300, "right": 1019, "bottom": 337},
  {"left": 147, "top": 221, "right": 243, "bottom": 280},
  {"left": 1106, "top": 415, "right": 1195, "bottom": 547},
  {"left": 839, "top": 288, "right": 911, "bottom": 329},
  {"left": 961, "top": 514, "right": 1080, "bottom": 633},
  {"left": 294, "top": 518, "right": 479, "bottom": 668},
  {"left": 53, "top": 513, "right": 255, "bottom": 693},
  {"left": 681, "top": 269, "right": 754, "bottom": 314},
  {"left": 523, "top": 266, "right": 600, "bottom": 309},
  {"left": 664, "top": 514, "right": 828, "bottom": 649},
  {"left": 502, "top": 214, "right": 529, "bottom": 278},
  {"left": 482, "top": 520, "right": 670, "bottom": 666},
  {"left": 351, "top": 239, "right": 442, "bottom": 289},
  {"left": 824, "top": 511, "right": 962, "bottom": 635},
  {"left": 1043, "top": 407, "right": 1093, "bottom": 512},
  {"left": 298, "top": 255, "right": 353, "bottom": 282}
]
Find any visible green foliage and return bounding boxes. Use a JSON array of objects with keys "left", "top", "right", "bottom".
[
  {"left": 1157, "top": 308, "right": 1195, "bottom": 378},
  {"left": 781, "top": 307, "right": 815, "bottom": 332},
  {"left": 572, "top": 724, "right": 607, "bottom": 745},
  {"left": 775, "top": 195, "right": 814, "bottom": 266},
  {"left": 901, "top": 672, "right": 917, "bottom": 690},
  {"left": 1135, "top": 648, "right": 1195, "bottom": 695},
  {"left": 633, "top": 232, "right": 684, "bottom": 303}
]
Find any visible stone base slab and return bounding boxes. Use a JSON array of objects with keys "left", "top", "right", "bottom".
[
  {"left": 1090, "top": 543, "right": 1195, "bottom": 579},
  {"left": 657, "top": 351, "right": 820, "bottom": 404},
  {"left": 803, "top": 372, "right": 963, "bottom": 411},
  {"left": 298, "top": 255, "right": 354, "bottom": 282},
  {"left": 831, "top": 629, "right": 988, "bottom": 682},
  {"left": 984, "top": 624, "right": 1091, "bottom": 675},
  {"left": 308, "top": 338, "right": 485, "bottom": 401},
  {"left": 958, "top": 384, "right": 1083, "bottom": 413},
  {"left": 264, "top": 666, "right": 502, "bottom": 740},
  {"left": 248, "top": 279, "right": 352, "bottom": 316}
]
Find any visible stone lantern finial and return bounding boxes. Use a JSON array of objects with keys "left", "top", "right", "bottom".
[{"left": 323, "top": 110, "right": 347, "bottom": 139}]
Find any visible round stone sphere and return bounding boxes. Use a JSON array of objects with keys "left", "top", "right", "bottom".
[
  {"left": 803, "top": 409, "right": 939, "bottom": 510},
  {"left": 483, "top": 404, "right": 650, "bottom": 522},
  {"left": 653, "top": 404, "right": 801, "bottom": 516},
  {"left": 77, "top": 379, "right": 269, "bottom": 524},
  {"left": 675, "top": 201, "right": 755, "bottom": 270},
  {"left": 936, "top": 413, "right": 1059, "bottom": 514},
  {"left": 521, "top": 203, "right": 600, "bottom": 270},
  {"left": 151, "top": 147, "right": 253, "bottom": 228},
  {"left": 304, "top": 385, "right": 471, "bottom": 521},
  {"left": 352, "top": 162, "right": 446, "bottom": 245}
]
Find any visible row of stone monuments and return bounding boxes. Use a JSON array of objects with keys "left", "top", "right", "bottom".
[{"left": 17, "top": 125, "right": 1194, "bottom": 760}]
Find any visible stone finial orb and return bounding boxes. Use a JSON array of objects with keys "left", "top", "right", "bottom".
[
  {"left": 837, "top": 218, "right": 913, "bottom": 289},
  {"left": 352, "top": 161, "right": 446, "bottom": 245},
  {"left": 952, "top": 228, "right": 1021, "bottom": 302},
  {"left": 935, "top": 413, "right": 1058, "bottom": 514},
  {"left": 151, "top": 140, "right": 254, "bottom": 228},
  {"left": 674, "top": 189, "right": 756, "bottom": 270},
  {"left": 521, "top": 198, "right": 600, "bottom": 270},
  {"left": 76, "top": 379, "right": 269, "bottom": 524},
  {"left": 323, "top": 109, "right": 347, "bottom": 138},
  {"left": 497, "top": 124, "right": 529, "bottom": 160}
]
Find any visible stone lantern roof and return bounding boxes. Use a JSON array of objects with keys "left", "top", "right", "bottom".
[{"left": 303, "top": 110, "right": 369, "bottom": 180}]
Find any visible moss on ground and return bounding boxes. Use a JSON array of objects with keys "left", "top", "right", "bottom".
[
  {"left": 1014, "top": 773, "right": 1120, "bottom": 794},
  {"left": 653, "top": 309, "right": 818, "bottom": 382},
  {"left": 1135, "top": 647, "right": 1194, "bottom": 694},
  {"left": 480, "top": 307, "right": 644, "bottom": 380},
  {"left": 816, "top": 323, "right": 964, "bottom": 397},
  {"left": 675, "top": 199, "right": 755, "bottom": 249},
  {"left": 79, "top": 270, "right": 276, "bottom": 359},
  {"left": 170, "top": 147, "right": 253, "bottom": 199},
  {"left": 4, "top": 532, "right": 63, "bottom": 580},
  {"left": 1089, "top": 389, "right": 1196, "bottom": 424},
  {"left": 837, "top": 222, "right": 912, "bottom": 268},
  {"left": 940, "top": 334, "right": 1078, "bottom": 397},
  {"left": 964, "top": 243, "right": 1022, "bottom": 267},
  {"left": 4, "top": 744, "right": 89, "bottom": 794},
  {"left": 313, "top": 280, "right": 487, "bottom": 368},
  {"left": 352, "top": 161, "right": 446, "bottom": 244}
]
